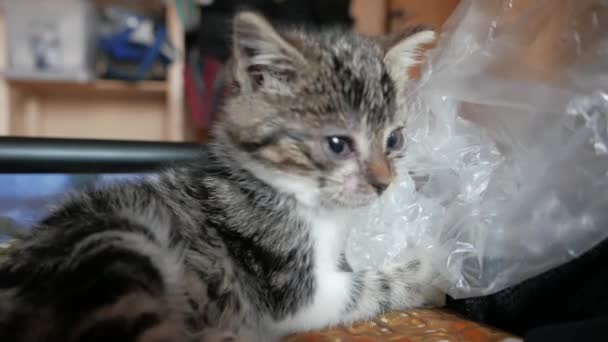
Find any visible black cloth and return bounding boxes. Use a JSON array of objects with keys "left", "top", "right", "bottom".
[
  {"left": 525, "top": 316, "right": 608, "bottom": 342},
  {"left": 189, "top": 0, "right": 352, "bottom": 60},
  {"left": 447, "top": 238, "right": 608, "bottom": 337}
]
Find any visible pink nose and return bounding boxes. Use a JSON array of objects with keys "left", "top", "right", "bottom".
[
  {"left": 369, "top": 179, "right": 389, "bottom": 194},
  {"left": 366, "top": 158, "right": 393, "bottom": 194}
]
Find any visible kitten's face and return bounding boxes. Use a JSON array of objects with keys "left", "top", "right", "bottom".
[{"left": 218, "top": 13, "right": 434, "bottom": 209}]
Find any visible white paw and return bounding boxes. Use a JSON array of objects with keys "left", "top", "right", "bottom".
[
  {"left": 396, "top": 247, "right": 440, "bottom": 283},
  {"left": 420, "top": 284, "right": 446, "bottom": 307},
  {"left": 387, "top": 247, "right": 446, "bottom": 308}
]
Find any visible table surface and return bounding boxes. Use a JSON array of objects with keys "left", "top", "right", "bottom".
[{"left": 285, "top": 308, "right": 518, "bottom": 342}]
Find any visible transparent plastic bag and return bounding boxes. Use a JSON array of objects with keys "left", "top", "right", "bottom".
[{"left": 346, "top": 0, "right": 608, "bottom": 298}]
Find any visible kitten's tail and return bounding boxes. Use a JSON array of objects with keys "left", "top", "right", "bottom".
[
  {"left": 0, "top": 222, "right": 191, "bottom": 342},
  {"left": 0, "top": 230, "right": 246, "bottom": 342},
  {"left": 0, "top": 208, "right": 235, "bottom": 342},
  {"left": 0, "top": 287, "right": 242, "bottom": 342}
]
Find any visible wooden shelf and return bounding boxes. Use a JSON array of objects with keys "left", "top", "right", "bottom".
[
  {"left": 8, "top": 79, "right": 167, "bottom": 95},
  {"left": 0, "top": 1, "right": 189, "bottom": 141}
]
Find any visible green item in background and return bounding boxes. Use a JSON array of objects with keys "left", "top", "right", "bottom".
[
  {"left": 0, "top": 239, "right": 17, "bottom": 264},
  {"left": 0, "top": 217, "right": 21, "bottom": 264},
  {"left": 0, "top": 217, "right": 25, "bottom": 240}
]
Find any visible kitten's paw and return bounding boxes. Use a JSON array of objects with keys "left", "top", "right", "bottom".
[
  {"left": 386, "top": 247, "right": 446, "bottom": 308},
  {"left": 393, "top": 247, "right": 438, "bottom": 283},
  {"left": 419, "top": 284, "right": 446, "bottom": 307}
]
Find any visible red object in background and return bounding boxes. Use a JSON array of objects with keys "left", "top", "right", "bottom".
[
  {"left": 184, "top": 56, "right": 223, "bottom": 130},
  {"left": 201, "top": 57, "right": 222, "bottom": 129},
  {"left": 184, "top": 62, "right": 205, "bottom": 128}
]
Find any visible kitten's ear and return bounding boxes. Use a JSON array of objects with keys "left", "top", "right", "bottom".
[
  {"left": 382, "top": 27, "right": 436, "bottom": 85},
  {"left": 232, "top": 12, "right": 307, "bottom": 95}
]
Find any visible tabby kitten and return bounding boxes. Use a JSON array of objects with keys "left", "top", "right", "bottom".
[{"left": 0, "top": 12, "right": 441, "bottom": 342}]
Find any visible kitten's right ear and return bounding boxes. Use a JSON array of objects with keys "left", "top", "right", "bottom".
[
  {"left": 381, "top": 26, "right": 436, "bottom": 85},
  {"left": 232, "top": 12, "right": 307, "bottom": 95}
]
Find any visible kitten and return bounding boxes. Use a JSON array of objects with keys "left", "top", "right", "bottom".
[{"left": 0, "top": 12, "right": 440, "bottom": 342}]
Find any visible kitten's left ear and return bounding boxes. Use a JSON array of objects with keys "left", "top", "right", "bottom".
[
  {"left": 232, "top": 12, "right": 308, "bottom": 95},
  {"left": 382, "top": 27, "right": 436, "bottom": 85}
]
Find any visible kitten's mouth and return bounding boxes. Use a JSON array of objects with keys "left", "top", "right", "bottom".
[{"left": 326, "top": 193, "right": 380, "bottom": 208}]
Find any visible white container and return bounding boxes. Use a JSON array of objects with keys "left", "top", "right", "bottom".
[{"left": 4, "top": 0, "right": 98, "bottom": 81}]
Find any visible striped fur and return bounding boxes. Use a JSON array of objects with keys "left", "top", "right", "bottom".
[{"left": 0, "top": 12, "right": 441, "bottom": 342}]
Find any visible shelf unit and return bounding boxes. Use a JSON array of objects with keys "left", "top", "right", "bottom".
[
  {"left": 0, "top": 0, "right": 190, "bottom": 142},
  {"left": 0, "top": 0, "right": 461, "bottom": 142}
]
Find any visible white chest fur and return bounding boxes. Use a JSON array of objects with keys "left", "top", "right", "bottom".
[
  {"left": 274, "top": 209, "right": 354, "bottom": 333},
  {"left": 307, "top": 211, "right": 349, "bottom": 270}
]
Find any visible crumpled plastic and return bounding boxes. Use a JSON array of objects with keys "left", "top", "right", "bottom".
[{"left": 346, "top": 0, "right": 608, "bottom": 299}]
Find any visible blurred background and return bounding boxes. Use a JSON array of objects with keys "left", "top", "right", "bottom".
[
  {"left": 0, "top": 0, "right": 459, "bottom": 235},
  {"left": 0, "top": 0, "right": 460, "bottom": 143}
]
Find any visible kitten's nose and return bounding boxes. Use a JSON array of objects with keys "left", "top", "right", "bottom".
[
  {"left": 370, "top": 179, "right": 390, "bottom": 194},
  {"left": 366, "top": 158, "right": 393, "bottom": 195}
]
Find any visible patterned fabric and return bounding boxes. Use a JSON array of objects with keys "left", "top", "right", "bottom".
[{"left": 285, "top": 309, "right": 518, "bottom": 342}]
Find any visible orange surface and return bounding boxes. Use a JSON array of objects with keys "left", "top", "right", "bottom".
[{"left": 285, "top": 309, "right": 517, "bottom": 342}]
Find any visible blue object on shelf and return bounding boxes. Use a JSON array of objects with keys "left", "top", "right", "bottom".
[{"left": 99, "top": 11, "right": 173, "bottom": 82}]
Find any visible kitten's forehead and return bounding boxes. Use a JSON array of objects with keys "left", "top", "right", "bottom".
[{"left": 296, "top": 30, "right": 397, "bottom": 131}]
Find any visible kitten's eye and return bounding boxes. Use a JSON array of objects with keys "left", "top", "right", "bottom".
[
  {"left": 386, "top": 128, "right": 404, "bottom": 151},
  {"left": 325, "top": 136, "right": 352, "bottom": 158}
]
